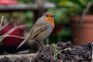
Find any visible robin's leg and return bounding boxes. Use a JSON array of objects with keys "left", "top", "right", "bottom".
[{"left": 35, "top": 39, "right": 46, "bottom": 48}]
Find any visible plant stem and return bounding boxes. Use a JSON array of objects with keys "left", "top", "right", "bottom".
[
  {"left": 0, "top": 16, "right": 4, "bottom": 27},
  {"left": 78, "top": 2, "right": 92, "bottom": 27}
]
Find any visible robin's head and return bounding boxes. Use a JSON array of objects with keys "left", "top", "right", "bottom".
[
  {"left": 42, "top": 12, "right": 55, "bottom": 28},
  {"left": 42, "top": 12, "right": 54, "bottom": 18}
]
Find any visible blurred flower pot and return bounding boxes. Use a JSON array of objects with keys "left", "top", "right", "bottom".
[
  {"left": 71, "top": 15, "right": 93, "bottom": 45},
  {"left": 0, "top": 0, "right": 18, "bottom": 5}
]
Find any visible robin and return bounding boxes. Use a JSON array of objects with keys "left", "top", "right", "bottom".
[{"left": 17, "top": 12, "right": 55, "bottom": 50}]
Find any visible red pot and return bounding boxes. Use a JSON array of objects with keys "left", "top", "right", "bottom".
[
  {"left": 2, "top": 25, "right": 26, "bottom": 47},
  {"left": 0, "top": 0, "right": 18, "bottom": 5},
  {"left": 71, "top": 15, "right": 93, "bottom": 45}
]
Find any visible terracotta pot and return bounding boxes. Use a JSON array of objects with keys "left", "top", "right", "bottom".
[
  {"left": 71, "top": 15, "right": 93, "bottom": 45},
  {"left": 0, "top": 0, "right": 18, "bottom": 5}
]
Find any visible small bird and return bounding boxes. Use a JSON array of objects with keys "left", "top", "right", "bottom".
[{"left": 17, "top": 12, "right": 55, "bottom": 49}]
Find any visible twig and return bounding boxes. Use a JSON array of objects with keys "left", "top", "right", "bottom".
[
  {"left": 5, "top": 25, "right": 26, "bottom": 35},
  {"left": 0, "top": 35, "right": 25, "bottom": 39},
  {"left": 0, "top": 16, "right": 4, "bottom": 27},
  {"left": 0, "top": 23, "right": 9, "bottom": 31},
  {"left": 0, "top": 53, "right": 36, "bottom": 57},
  {"left": 0, "top": 19, "right": 16, "bottom": 31},
  {"left": 0, "top": 53, "right": 37, "bottom": 60},
  {"left": 78, "top": 2, "right": 92, "bottom": 31}
]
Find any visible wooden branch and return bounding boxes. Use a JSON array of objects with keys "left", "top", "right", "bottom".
[
  {"left": 0, "top": 3, "right": 55, "bottom": 12},
  {"left": 0, "top": 53, "right": 37, "bottom": 61},
  {"left": 0, "top": 53, "right": 36, "bottom": 58}
]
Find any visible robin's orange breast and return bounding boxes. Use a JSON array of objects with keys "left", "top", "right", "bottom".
[{"left": 44, "top": 17, "right": 55, "bottom": 29}]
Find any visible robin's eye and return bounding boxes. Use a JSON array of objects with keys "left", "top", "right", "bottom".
[
  {"left": 52, "top": 15, "right": 54, "bottom": 17},
  {"left": 46, "top": 15, "right": 48, "bottom": 17}
]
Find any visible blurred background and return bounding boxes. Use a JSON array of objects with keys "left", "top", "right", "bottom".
[{"left": 0, "top": 0, "right": 92, "bottom": 44}]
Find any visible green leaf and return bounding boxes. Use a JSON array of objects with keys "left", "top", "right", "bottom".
[
  {"left": 59, "top": 1, "right": 78, "bottom": 7},
  {"left": 78, "top": 0, "right": 88, "bottom": 6}
]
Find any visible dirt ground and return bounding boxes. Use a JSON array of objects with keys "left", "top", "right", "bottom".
[
  {"left": 32, "top": 41, "right": 92, "bottom": 62},
  {"left": 0, "top": 41, "right": 92, "bottom": 62}
]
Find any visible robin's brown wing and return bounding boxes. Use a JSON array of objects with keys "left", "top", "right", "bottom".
[
  {"left": 17, "top": 19, "right": 49, "bottom": 49},
  {"left": 29, "top": 21, "right": 49, "bottom": 39}
]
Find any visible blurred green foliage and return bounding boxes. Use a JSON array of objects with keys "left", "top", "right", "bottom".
[
  {"left": 0, "top": 11, "right": 34, "bottom": 29},
  {"left": 49, "top": 0, "right": 91, "bottom": 15},
  {"left": 18, "top": 0, "right": 32, "bottom": 3}
]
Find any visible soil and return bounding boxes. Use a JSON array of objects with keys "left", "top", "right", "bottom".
[
  {"left": 0, "top": 41, "right": 92, "bottom": 62},
  {"left": 32, "top": 41, "right": 92, "bottom": 62}
]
